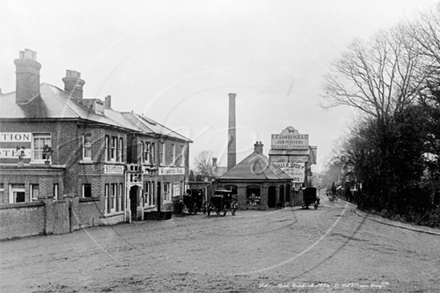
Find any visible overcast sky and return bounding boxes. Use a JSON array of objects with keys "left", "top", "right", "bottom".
[{"left": 1, "top": 0, "right": 436, "bottom": 171}]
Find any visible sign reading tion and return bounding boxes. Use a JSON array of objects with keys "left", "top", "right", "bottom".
[{"left": 0, "top": 133, "right": 32, "bottom": 142}]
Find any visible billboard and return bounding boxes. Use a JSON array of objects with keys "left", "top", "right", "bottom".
[
  {"left": 271, "top": 127, "right": 308, "bottom": 150},
  {"left": 273, "top": 162, "right": 305, "bottom": 183}
]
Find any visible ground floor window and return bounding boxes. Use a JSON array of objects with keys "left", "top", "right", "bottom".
[
  {"left": 82, "top": 184, "right": 92, "bottom": 198},
  {"left": 246, "top": 185, "right": 260, "bottom": 205},
  {"left": 105, "top": 184, "right": 110, "bottom": 214},
  {"left": 163, "top": 182, "right": 171, "bottom": 202},
  {"left": 53, "top": 184, "right": 59, "bottom": 201},
  {"left": 0, "top": 184, "right": 4, "bottom": 203},
  {"left": 144, "top": 182, "right": 151, "bottom": 207},
  {"left": 111, "top": 184, "right": 117, "bottom": 212},
  {"left": 119, "top": 183, "right": 124, "bottom": 211},
  {"left": 30, "top": 184, "right": 39, "bottom": 202},
  {"left": 105, "top": 183, "right": 123, "bottom": 214},
  {"left": 9, "top": 184, "right": 25, "bottom": 203},
  {"left": 151, "top": 182, "right": 156, "bottom": 206}
]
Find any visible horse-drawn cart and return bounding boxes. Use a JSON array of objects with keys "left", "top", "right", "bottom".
[
  {"left": 204, "top": 190, "right": 238, "bottom": 216},
  {"left": 174, "top": 189, "right": 204, "bottom": 215},
  {"left": 303, "top": 187, "right": 319, "bottom": 209}
]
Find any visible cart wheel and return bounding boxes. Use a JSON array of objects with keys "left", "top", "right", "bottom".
[
  {"left": 231, "top": 202, "right": 237, "bottom": 216},
  {"left": 193, "top": 203, "right": 198, "bottom": 215},
  {"left": 216, "top": 206, "right": 221, "bottom": 215},
  {"left": 207, "top": 205, "right": 211, "bottom": 216},
  {"left": 222, "top": 205, "right": 227, "bottom": 217}
]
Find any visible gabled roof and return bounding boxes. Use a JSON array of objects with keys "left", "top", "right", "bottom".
[
  {"left": 0, "top": 83, "right": 192, "bottom": 142},
  {"left": 219, "top": 151, "right": 291, "bottom": 180}
]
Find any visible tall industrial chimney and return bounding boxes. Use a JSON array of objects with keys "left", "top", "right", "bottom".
[{"left": 227, "top": 93, "right": 237, "bottom": 171}]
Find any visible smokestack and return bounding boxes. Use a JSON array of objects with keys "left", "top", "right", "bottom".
[
  {"left": 14, "top": 49, "right": 42, "bottom": 104},
  {"left": 227, "top": 93, "right": 236, "bottom": 171},
  {"left": 62, "top": 70, "right": 85, "bottom": 99}
]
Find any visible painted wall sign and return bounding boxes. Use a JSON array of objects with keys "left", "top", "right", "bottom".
[
  {"left": 159, "top": 167, "right": 185, "bottom": 176},
  {"left": 271, "top": 127, "right": 309, "bottom": 150},
  {"left": 0, "top": 133, "right": 32, "bottom": 142},
  {"left": 0, "top": 149, "right": 32, "bottom": 158},
  {"left": 104, "top": 165, "right": 124, "bottom": 174},
  {"left": 271, "top": 155, "right": 309, "bottom": 163},
  {"left": 274, "top": 162, "right": 305, "bottom": 183}
]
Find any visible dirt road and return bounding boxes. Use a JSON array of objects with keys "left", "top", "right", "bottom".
[{"left": 1, "top": 192, "right": 439, "bottom": 292}]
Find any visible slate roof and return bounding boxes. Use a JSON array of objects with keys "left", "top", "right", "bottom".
[
  {"left": 219, "top": 151, "right": 291, "bottom": 180},
  {"left": 0, "top": 83, "right": 192, "bottom": 142}
]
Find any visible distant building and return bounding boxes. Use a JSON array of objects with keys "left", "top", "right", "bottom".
[{"left": 0, "top": 49, "right": 191, "bottom": 239}]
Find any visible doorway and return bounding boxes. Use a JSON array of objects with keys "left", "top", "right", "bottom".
[
  {"left": 129, "top": 186, "right": 138, "bottom": 221},
  {"left": 268, "top": 186, "right": 276, "bottom": 208}
]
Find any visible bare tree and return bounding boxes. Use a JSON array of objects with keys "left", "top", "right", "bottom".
[
  {"left": 408, "top": 4, "right": 440, "bottom": 64},
  {"left": 322, "top": 26, "right": 428, "bottom": 119},
  {"left": 194, "top": 150, "right": 214, "bottom": 179}
]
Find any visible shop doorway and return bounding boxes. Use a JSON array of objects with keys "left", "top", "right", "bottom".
[
  {"left": 129, "top": 186, "right": 139, "bottom": 221},
  {"left": 268, "top": 186, "right": 276, "bottom": 208}
]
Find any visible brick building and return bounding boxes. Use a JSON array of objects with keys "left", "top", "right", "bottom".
[
  {"left": 0, "top": 49, "right": 191, "bottom": 239},
  {"left": 215, "top": 141, "right": 292, "bottom": 209}
]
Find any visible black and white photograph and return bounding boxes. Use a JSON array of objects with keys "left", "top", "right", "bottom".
[{"left": 1, "top": 0, "right": 439, "bottom": 292}]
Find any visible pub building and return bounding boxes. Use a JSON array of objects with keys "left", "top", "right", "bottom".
[{"left": 0, "top": 49, "right": 191, "bottom": 239}]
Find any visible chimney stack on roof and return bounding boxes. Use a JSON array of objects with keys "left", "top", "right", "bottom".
[
  {"left": 105, "top": 95, "right": 112, "bottom": 108},
  {"left": 14, "top": 49, "right": 42, "bottom": 104},
  {"left": 227, "top": 93, "right": 237, "bottom": 171},
  {"left": 62, "top": 70, "right": 85, "bottom": 99},
  {"left": 254, "top": 141, "right": 263, "bottom": 154}
]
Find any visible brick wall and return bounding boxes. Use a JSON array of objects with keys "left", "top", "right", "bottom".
[
  {"left": 0, "top": 202, "right": 45, "bottom": 240},
  {"left": 76, "top": 199, "right": 102, "bottom": 228}
]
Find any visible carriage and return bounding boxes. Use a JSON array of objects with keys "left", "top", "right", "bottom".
[
  {"left": 204, "top": 190, "right": 238, "bottom": 216},
  {"left": 174, "top": 189, "right": 204, "bottom": 215},
  {"left": 303, "top": 187, "right": 319, "bottom": 209}
]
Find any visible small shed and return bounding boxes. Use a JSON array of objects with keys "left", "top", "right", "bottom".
[{"left": 215, "top": 142, "right": 292, "bottom": 209}]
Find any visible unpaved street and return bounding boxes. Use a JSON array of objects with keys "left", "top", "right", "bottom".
[{"left": 1, "top": 192, "right": 440, "bottom": 292}]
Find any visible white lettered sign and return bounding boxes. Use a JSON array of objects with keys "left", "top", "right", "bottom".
[
  {"left": 104, "top": 165, "right": 124, "bottom": 174},
  {"left": 159, "top": 167, "right": 185, "bottom": 176}
]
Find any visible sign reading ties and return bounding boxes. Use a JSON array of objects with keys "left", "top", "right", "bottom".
[{"left": 104, "top": 165, "right": 124, "bottom": 174}]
